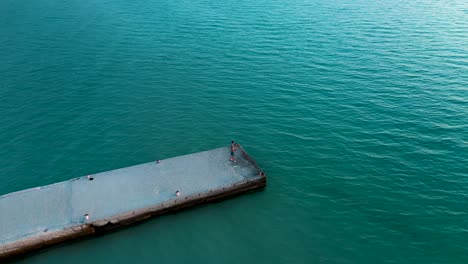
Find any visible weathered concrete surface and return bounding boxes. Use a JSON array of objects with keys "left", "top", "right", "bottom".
[{"left": 0, "top": 145, "right": 266, "bottom": 260}]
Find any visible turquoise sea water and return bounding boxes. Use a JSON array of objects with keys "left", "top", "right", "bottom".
[{"left": 1, "top": 0, "right": 467, "bottom": 263}]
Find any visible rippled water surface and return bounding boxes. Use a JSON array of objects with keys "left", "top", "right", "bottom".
[{"left": 1, "top": 0, "right": 467, "bottom": 263}]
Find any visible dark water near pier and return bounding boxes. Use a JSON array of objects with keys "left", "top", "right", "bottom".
[{"left": 1, "top": 0, "right": 467, "bottom": 263}]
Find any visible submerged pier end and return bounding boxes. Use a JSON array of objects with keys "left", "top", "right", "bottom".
[{"left": 0, "top": 145, "right": 266, "bottom": 260}]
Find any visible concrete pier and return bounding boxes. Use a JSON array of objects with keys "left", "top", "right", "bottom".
[{"left": 0, "top": 145, "right": 266, "bottom": 260}]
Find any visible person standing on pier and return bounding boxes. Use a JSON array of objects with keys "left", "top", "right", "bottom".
[{"left": 230, "top": 141, "right": 236, "bottom": 162}]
